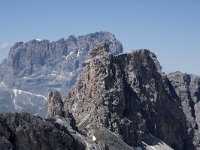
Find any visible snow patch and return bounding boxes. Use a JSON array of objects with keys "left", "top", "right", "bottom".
[
  {"left": 13, "top": 98, "right": 22, "bottom": 110},
  {"left": 12, "top": 89, "right": 47, "bottom": 101},
  {"left": 22, "top": 76, "right": 33, "bottom": 79},
  {"left": 12, "top": 88, "right": 47, "bottom": 110},
  {"left": 13, "top": 89, "right": 22, "bottom": 96},
  {"left": 92, "top": 135, "right": 96, "bottom": 141},
  {"left": 0, "top": 82, "right": 7, "bottom": 87},
  {"left": 36, "top": 39, "right": 42, "bottom": 41},
  {"left": 141, "top": 134, "right": 173, "bottom": 150},
  {"left": 152, "top": 146, "right": 157, "bottom": 150},
  {"left": 63, "top": 52, "right": 74, "bottom": 60}
]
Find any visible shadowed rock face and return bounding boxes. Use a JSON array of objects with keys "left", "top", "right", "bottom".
[
  {"left": 168, "top": 72, "right": 200, "bottom": 148},
  {"left": 61, "top": 44, "right": 194, "bottom": 149},
  {"left": 0, "top": 113, "right": 86, "bottom": 150},
  {"left": 0, "top": 32, "right": 123, "bottom": 116}
]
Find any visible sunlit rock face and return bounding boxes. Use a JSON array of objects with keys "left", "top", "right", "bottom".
[
  {"left": 62, "top": 44, "right": 194, "bottom": 149},
  {"left": 0, "top": 32, "right": 123, "bottom": 117}
]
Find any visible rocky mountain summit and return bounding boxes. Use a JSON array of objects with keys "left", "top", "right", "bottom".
[
  {"left": 62, "top": 44, "right": 195, "bottom": 149},
  {"left": 0, "top": 32, "right": 123, "bottom": 116},
  {"left": 0, "top": 43, "right": 200, "bottom": 149}
]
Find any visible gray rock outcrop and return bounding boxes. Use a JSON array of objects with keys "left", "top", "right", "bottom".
[
  {"left": 0, "top": 113, "right": 86, "bottom": 150},
  {"left": 168, "top": 71, "right": 200, "bottom": 149}
]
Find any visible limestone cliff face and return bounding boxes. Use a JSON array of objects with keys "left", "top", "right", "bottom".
[
  {"left": 0, "top": 32, "right": 123, "bottom": 116},
  {"left": 168, "top": 71, "right": 200, "bottom": 148},
  {"left": 0, "top": 32, "right": 122, "bottom": 94},
  {"left": 63, "top": 44, "right": 194, "bottom": 149}
]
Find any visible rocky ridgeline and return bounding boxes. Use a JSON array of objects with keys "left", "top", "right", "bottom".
[
  {"left": 1, "top": 42, "right": 200, "bottom": 149},
  {"left": 0, "top": 32, "right": 123, "bottom": 116},
  {"left": 0, "top": 113, "right": 86, "bottom": 150}
]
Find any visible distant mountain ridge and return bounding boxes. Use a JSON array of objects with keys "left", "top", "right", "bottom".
[{"left": 0, "top": 32, "right": 123, "bottom": 116}]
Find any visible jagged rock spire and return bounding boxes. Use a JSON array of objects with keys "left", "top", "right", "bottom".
[{"left": 45, "top": 91, "right": 64, "bottom": 118}]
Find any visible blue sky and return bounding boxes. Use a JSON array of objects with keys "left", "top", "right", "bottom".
[{"left": 0, "top": 0, "right": 200, "bottom": 75}]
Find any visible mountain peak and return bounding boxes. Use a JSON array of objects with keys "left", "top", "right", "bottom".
[
  {"left": 63, "top": 45, "right": 193, "bottom": 149},
  {"left": 0, "top": 31, "right": 123, "bottom": 117}
]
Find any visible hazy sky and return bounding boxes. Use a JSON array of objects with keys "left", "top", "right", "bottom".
[{"left": 0, "top": 0, "right": 199, "bottom": 75}]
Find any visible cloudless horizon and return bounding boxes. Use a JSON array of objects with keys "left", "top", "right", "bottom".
[{"left": 0, "top": 0, "right": 200, "bottom": 75}]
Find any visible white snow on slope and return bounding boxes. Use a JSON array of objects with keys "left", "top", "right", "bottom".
[
  {"left": 12, "top": 88, "right": 47, "bottom": 111},
  {"left": 63, "top": 51, "right": 74, "bottom": 60},
  {"left": 0, "top": 82, "right": 7, "bottom": 87},
  {"left": 36, "top": 39, "right": 42, "bottom": 41},
  {"left": 12, "top": 89, "right": 47, "bottom": 101},
  {"left": 92, "top": 135, "right": 96, "bottom": 141},
  {"left": 13, "top": 98, "right": 22, "bottom": 110},
  {"left": 50, "top": 73, "right": 56, "bottom": 76}
]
